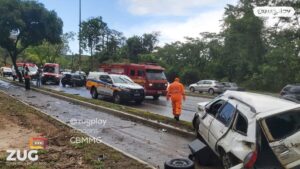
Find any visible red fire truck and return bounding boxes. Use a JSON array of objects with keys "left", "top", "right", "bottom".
[{"left": 99, "top": 63, "right": 168, "bottom": 100}]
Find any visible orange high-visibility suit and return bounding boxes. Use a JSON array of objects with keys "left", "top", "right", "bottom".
[{"left": 167, "top": 78, "right": 185, "bottom": 117}]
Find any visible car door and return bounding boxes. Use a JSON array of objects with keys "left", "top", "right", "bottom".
[
  {"left": 198, "top": 99, "right": 227, "bottom": 144},
  {"left": 259, "top": 109, "right": 300, "bottom": 169},
  {"left": 99, "top": 75, "right": 110, "bottom": 95},
  {"left": 208, "top": 101, "right": 236, "bottom": 151},
  {"left": 196, "top": 80, "right": 204, "bottom": 91}
]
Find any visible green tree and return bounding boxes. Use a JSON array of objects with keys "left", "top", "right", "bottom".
[
  {"left": 0, "top": 0, "right": 63, "bottom": 82},
  {"left": 80, "top": 17, "right": 107, "bottom": 70}
]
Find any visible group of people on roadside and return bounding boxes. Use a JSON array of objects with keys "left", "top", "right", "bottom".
[{"left": 22, "top": 63, "right": 42, "bottom": 90}]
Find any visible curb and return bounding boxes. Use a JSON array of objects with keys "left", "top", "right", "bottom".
[
  {"left": 0, "top": 89, "right": 155, "bottom": 169},
  {"left": 1, "top": 78, "right": 195, "bottom": 139}
]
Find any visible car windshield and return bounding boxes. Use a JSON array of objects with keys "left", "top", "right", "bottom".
[
  {"left": 28, "top": 66, "right": 37, "bottom": 72},
  {"left": 264, "top": 109, "right": 300, "bottom": 141},
  {"left": 4, "top": 68, "right": 11, "bottom": 71},
  {"left": 146, "top": 70, "right": 166, "bottom": 80},
  {"left": 43, "top": 66, "right": 58, "bottom": 74},
  {"left": 112, "top": 76, "right": 134, "bottom": 84}
]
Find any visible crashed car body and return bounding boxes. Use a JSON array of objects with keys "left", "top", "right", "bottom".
[{"left": 193, "top": 91, "right": 300, "bottom": 169}]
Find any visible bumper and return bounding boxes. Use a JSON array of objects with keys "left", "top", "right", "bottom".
[
  {"left": 119, "top": 90, "right": 145, "bottom": 101},
  {"left": 145, "top": 89, "right": 167, "bottom": 96},
  {"left": 42, "top": 76, "right": 60, "bottom": 83},
  {"left": 212, "top": 88, "right": 224, "bottom": 93},
  {"left": 3, "top": 72, "right": 12, "bottom": 76}
]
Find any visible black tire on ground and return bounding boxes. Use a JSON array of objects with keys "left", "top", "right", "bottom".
[
  {"left": 91, "top": 87, "right": 98, "bottom": 99},
  {"left": 190, "top": 87, "right": 195, "bottom": 92},
  {"left": 208, "top": 88, "right": 214, "bottom": 95},
  {"left": 113, "top": 92, "right": 122, "bottom": 104},
  {"left": 164, "top": 158, "right": 194, "bottom": 169},
  {"left": 220, "top": 152, "right": 234, "bottom": 169},
  {"left": 41, "top": 80, "right": 46, "bottom": 85},
  {"left": 153, "top": 95, "right": 160, "bottom": 100},
  {"left": 62, "top": 83, "right": 66, "bottom": 87}
]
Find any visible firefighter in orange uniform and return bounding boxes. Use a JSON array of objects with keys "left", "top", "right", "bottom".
[{"left": 167, "top": 77, "right": 186, "bottom": 121}]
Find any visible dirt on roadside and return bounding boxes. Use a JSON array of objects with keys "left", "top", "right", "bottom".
[{"left": 0, "top": 91, "right": 150, "bottom": 169}]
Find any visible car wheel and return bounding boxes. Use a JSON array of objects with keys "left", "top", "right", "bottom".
[
  {"left": 91, "top": 87, "right": 98, "bottom": 99},
  {"left": 153, "top": 95, "right": 160, "bottom": 100},
  {"left": 113, "top": 92, "right": 122, "bottom": 104},
  {"left": 164, "top": 158, "right": 194, "bottom": 169},
  {"left": 190, "top": 87, "right": 195, "bottom": 92},
  {"left": 208, "top": 88, "right": 214, "bottom": 95},
  {"left": 62, "top": 83, "right": 66, "bottom": 87},
  {"left": 221, "top": 152, "right": 234, "bottom": 169}
]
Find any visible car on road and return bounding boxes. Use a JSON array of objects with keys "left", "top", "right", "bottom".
[
  {"left": 12, "top": 63, "right": 38, "bottom": 80},
  {"left": 41, "top": 63, "right": 61, "bottom": 85},
  {"left": 280, "top": 84, "right": 300, "bottom": 103},
  {"left": 193, "top": 91, "right": 300, "bottom": 169},
  {"left": 61, "top": 73, "right": 86, "bottom": 87},
  {"left": 221, "top": 82, "right": 245, "bottom": 91},
  {"left": 0, "top": 67, "right": 12, "bottom": 77},
  {"left": 86, "top": 72, "right": 145, "bottom": 104},
  {"left": 189, "top": 80, "right": 224, "bottom": 95},
  {"left": 99, "top": 63, "right": 168, "bottom": 100}
]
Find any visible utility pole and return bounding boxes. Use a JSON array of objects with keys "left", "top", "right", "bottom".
[{"left": 78, "top": 0, "right": 82, "bottom": 71}]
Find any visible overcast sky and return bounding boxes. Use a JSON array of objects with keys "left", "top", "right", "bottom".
[{"left": 37, "top": 0, "right": 238, "bottom": 54}]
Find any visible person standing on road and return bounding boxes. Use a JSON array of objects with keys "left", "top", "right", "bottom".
[
  {"left": 167, "top": 77, "right": 186, "bottom": 121},
  {"left": 36, "top": 68, "right": 42, "bottom": 87},
  {"left": 24, "top": 66, "right": 31, "bottom": 90}
]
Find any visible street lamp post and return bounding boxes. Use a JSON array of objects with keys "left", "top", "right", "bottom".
[{"left": 78, "top": 0, "right": 82, "bottom": 71}]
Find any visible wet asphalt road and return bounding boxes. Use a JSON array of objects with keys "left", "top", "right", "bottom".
[
  {"left": 40, "top": 82, "right": 211, "bottom": 122},
  {"left": 0, "top": 79, "right": 196, "bottom": 168}
]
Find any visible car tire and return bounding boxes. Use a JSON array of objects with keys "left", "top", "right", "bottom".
[
  {"left": 113, "top": 92, "right": 122, "bottom": 104},
  {"left": 91, "top": 87, "right": 98, "bottom": 99},
  {"left": 153, "top": 95, "right": 160, "bottom": 100},
  {"left": 208, "top": 88, "right": 214, "bottom": 95},
  {"left": 190, "top": 87, "right": 195, "bottom": 92},
  {"left": 164, "top": 158, "right": 194, "bottom": 169},
  {"left": 62, "top": 83, "right": 66, "bottom": 87},
  {"left": 220, "top": 152, "right": 234, "bottom": 169}
]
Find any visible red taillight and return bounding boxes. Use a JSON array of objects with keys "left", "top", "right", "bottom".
[{"left": 244, "top": 150, "right": 257, "bottom": 168}]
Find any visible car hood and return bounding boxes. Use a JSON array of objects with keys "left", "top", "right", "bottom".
[{"left": 115, "top": 83, "right": 143, "bottom": 90}]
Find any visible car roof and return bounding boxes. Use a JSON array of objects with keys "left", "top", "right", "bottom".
[{"left": 223, "top": 91, "right": 298, "bottom": 114}]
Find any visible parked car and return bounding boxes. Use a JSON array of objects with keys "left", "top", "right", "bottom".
[
  {"left": 0, "top": 67, "right": 12, "bottom": 77},
  {"left": 189, "top": 80, "right": 224, "bottom": 95},
  {"left": 192, "top": 91, "right": 300, "bottom": 169},
  {"left": 12, "top": 63, "right": 38, "bottom": 80},
  {"left": 221, "top": 82, "right": 245, "bottom": 91},
  {"left": 41, "top": 63, "right": 61, "bottom": 85},
  {"left": 280, "top": 84, "right": 300, "bottom": 103},
  {"left": 86, "top": 72, "right": 145, "bottom": 104},
  {"left": 61, "top": 73, "right": 86, "bottom": 87},
  {"left": 74, "top": 71, "right": 86, "bottom": 76}
]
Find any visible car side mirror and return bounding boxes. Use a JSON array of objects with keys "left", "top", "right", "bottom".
[{"left": 197, "top": 103, "right": 209, "bottom": 119}]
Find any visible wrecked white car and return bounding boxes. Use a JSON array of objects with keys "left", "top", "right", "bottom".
[{"left": 192, "top": 91, "right": 300, "bottom": 169}]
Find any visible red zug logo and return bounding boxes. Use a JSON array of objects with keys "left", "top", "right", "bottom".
[{"left": 29, "top": 137, "right": 48, "bottom": 150}]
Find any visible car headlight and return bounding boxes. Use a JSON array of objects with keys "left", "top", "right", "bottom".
[{"left": 149, "top": 83, "right": 153, "bottom": 87}]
